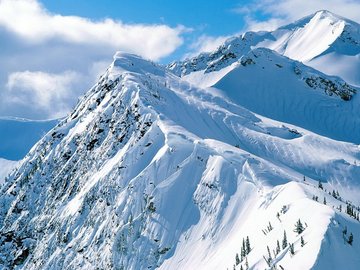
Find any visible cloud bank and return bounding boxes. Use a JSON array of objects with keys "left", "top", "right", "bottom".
[
  {"left": 234, "top": 0, "right": 360, "bottom": 31},
  {"left": 0, "top": 0, "right": 185, "bottom": 119}
]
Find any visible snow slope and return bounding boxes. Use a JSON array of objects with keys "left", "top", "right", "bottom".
[
  {"left": 213, "top": 48, "right": 360, "bottom": 144},
  {"left": 169, "top": 10, "right": 360, "bottom": 86},
  {"left": 0, "top": 117, "right": 58, "bottom": 160},
  {"left": 0, "top": 158, "right": 17, "bottom": 185},
  {"left": 0, "top": 52, "right": 359, "bottom": 270},
  {"left": 265, "top": 10, "right": 360, "bottom": 86}
]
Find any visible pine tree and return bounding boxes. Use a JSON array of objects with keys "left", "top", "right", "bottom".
[
  {"left": 323, "top": 197, "right": 327, "bottom": 205},
  {"left": 301, "top": 236, "right": 305, "bottom": 247},
  {"left": 318, "top": 180, "right": 323, "bottom": 189},
  {"left": 246, "top": 236, "right": 251, "bottom": 254},
  {"left": 348, "top": 233, "right": 354, "bottom": 245},
  {"left": 267, "top": 245, "right": 272, "bottom": 262},
  {"left": 245, "top": 256, "right": 249, "bottom": 270},
  {"left": 240, "top": 265, "right": 243, "bottom": 270},
  {"left": 276, "top": 240, "right": 281, "bottom": 255},
  {"left": 289, "top": 243, "right": 295, "bottom": 255},
  {"left": 282, "top": 230, "right": 288, "bottom": 249},
  {"left": 236, "top": 253, "right": 240, "bottom": 265},
  {"left": 343, "top": 226, "right": 347, "bottom": 236},
  {"left": 241, "top": 238, "right": 246, "bottom": 260},
  {"left": 294, "top": 219, "right": 305, "bottom": 234}
]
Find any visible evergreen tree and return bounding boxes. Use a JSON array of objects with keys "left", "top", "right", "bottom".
[
  {"left": 323, "top": 197, "right": 327, "bottom": 205},
  {"left": 289, "top": 243, "right": 295, "bottom": 255},
  {"left": 301, "top": 236, "right": 305, "bottom": 247},
  {"left": 282, "top": 230, "right": 288, "bottom": 249},
  {"left": 246, "top": 236, "right": 251, "bottom": 254},
  {"left": 294, "top": 219, "right": 305, "bottom": 234},
  {"left": 276, "top": 240, "right": 281, "bottom": 255},
  {"left": 343, "top": 226, "right": 347, "bottom": 236},
  {"left": 240, "top": 265, "right": 243, "bottom": 270},
  {"left": 348, "top": 233, "right": 354, "bottom": 245},
  {"left": 318, "top": 181, "right": 323, "bottom": 189},
  {"left": 267, "top": 245, "right": 272, "bottom": 262},
  {"left": 236, "top": 253, "right": 240, "bottom": 265},
  {"left": 241, "top": 238, "right": 246, "bottom": 260}
]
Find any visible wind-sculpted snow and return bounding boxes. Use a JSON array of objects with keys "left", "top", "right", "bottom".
[
  {"left": 214, "top": 48, "right": 360, "bottom": 144},
  {"left": 0, "top": 50, "right": 360, "bottom": 270},
  {"left": 169, "top": 10, "right": 360, "bottom": 86}
]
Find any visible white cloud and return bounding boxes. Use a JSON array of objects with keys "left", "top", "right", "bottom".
[
  {"left": 243, "top": 17, "right": 286, "bottom": 32},
  {"left": 184, "top": 35, "right": 230, "bottom": 59},
  {"left": 0, "top": 0, "right": 185, "bottom": 60},
  {"left": 234, "top": 0, "right": 360, "bottom": 31},
  {"left": 6, "top": 71, "right": 80, "bottom": 118},
  {"left": 0, "top": 0, "right": 186, "bottom": 119},
  {"left": 260, "top": 0, "right": 360, "bottom": 22}
]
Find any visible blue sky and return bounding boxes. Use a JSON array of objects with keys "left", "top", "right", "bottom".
[
  {"left": 39, "top": 0, "right": 255, "bottom": 62},
  {"left": 40, "top": 0, "right": 250, "bottom": 35},
  {"left": 1, "top": 0, "right": 359, "bottom": 120}
]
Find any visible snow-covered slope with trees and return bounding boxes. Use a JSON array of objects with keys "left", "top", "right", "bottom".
[
  {"left": 0, "top": 158, "right": 18, "bottom": 185},
  {"left": 0, "top": 48, "right": 360, "bottom": 270},
  {"left": 169, "top": 10, "right": 360, "bottom": 86}
]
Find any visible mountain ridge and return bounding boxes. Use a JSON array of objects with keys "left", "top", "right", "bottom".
[{"left": 169, "top": 10, "right": 360, "bottom": 86}]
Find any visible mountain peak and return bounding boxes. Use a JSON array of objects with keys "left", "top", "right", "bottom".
[
  {"left": 111, "top": 51, "right": 165, "bottom": 77},
  {"left": 313, "top": 9, "right": 340, "bottom": 18}
]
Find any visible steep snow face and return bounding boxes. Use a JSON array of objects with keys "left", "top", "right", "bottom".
[
  {"left": 169, "top": 10, "right": 360, "bottom": 86},
  {"left": 0, "top": 53, "right": 360, "bottom": 270},
  {"left": 0, "top": 158, "right": 18, "bottom": 185},
  {"left": 262, "top": 10, "right": 347, "bottom": 62},
  {"left": 306, "top": 19, "right": 360, "bottom": 86},
  {"left": 213, "top": 48, "right": 360, "bottom": 144},
  {"left": 270, "top": 10, "right": 360, "bottom": 86}
]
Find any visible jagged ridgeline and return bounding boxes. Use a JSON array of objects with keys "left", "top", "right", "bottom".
[{"left": 1, "top": 10, "right": 360, "bottom": 270}]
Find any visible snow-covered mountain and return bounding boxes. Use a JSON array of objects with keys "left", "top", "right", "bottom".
[
  {"left": 0, "top": 118, "right": 57, "bottom": 184},
  {"left": 169, "top": 10, "right": 360, "bottom": 86},
  {"left": 0, "top": 158, "right": 18, "bottom": 186},
  {"left": 1, "top": 11, "right": 360, "bottom": 270},
  {"left": 213, "top": 48, "right": 360, "bottom": 144}
]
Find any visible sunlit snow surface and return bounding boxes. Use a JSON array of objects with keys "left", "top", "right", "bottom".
[
  {"left": 0, "top": 49, "right": 359, "bottom": 270},
  {"left": 170, "top": 10, "right": 360, "bottom": 86}
]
